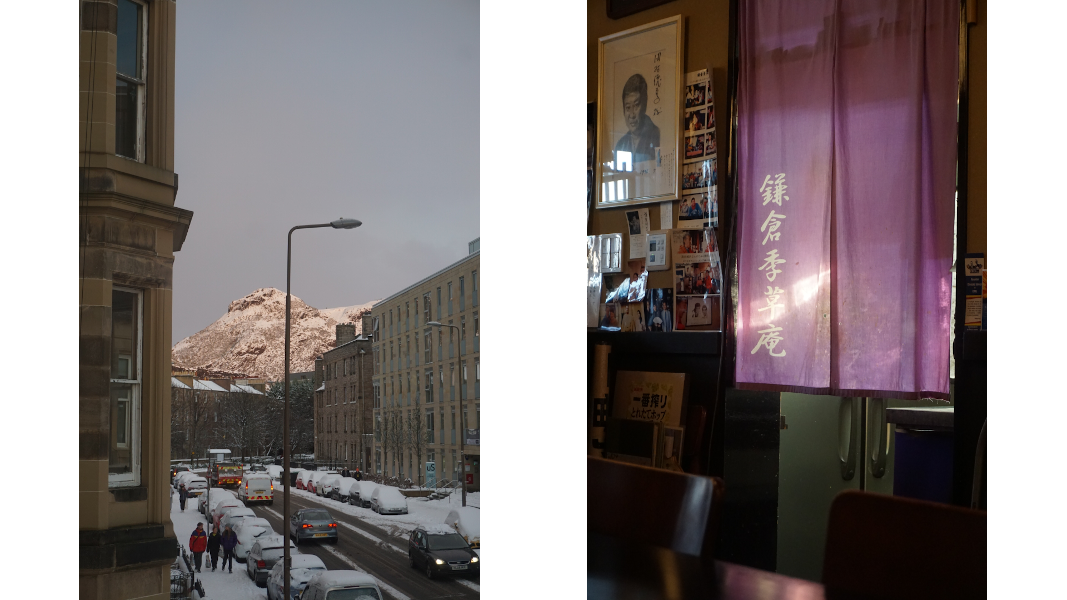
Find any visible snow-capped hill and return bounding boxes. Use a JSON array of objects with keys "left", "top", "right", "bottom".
[{"left": 172, "top": 288, "right": 378, "bottom": 381}]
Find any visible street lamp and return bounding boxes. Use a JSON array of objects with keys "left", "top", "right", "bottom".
[
  {"left": 427, "top": 320, "right": 468, "bottom": 507},
  {"left": 284, "top": 218, "right": 361, "bottom": 600}
]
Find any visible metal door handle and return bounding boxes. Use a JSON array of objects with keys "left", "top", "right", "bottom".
[
  {"left": 869, "top": 398, "right": 888, "bottom": 478},
  {"left": 839, "top": 397, "right": 860, "bottom": 480}
]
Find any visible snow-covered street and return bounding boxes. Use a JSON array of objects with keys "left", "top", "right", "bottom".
[{"left": 170, "top": 480, "right": 479, "bottom": 600}]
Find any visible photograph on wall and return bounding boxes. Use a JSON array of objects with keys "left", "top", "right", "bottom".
[
  {"left": 604, "top": 275, "right": 630, "bottom": 304},
  {"left": 676, "top": 262, "right": 721, "bottom": 295},
  {"left": 624, "top": 258, "right": 648, "bottom": 303},
  {"left": 588, "top": 235, "right": 603, "bottom": 328},
  {"left": 684, "top": 295, "right": 720, "bottom": 329},
  {"left": 704, "top": 129, "right": 716, "bottom": 156},
  {"left": 599, "top": 302, "right": 621, "bottom": 330},
  {"left": 685, "top": 81, "right": 706, "bottom": 108},
  {"left": 620, "top": 300, "right": 650, "bottom": 332},
  {"left": 682, "top": 160, "right": 708, "bottom": 191},
  {"left": 647, "top": 288, "right": 674, "bottom": 332},
  {"left": 685, "top": 134, "right": 705, "bottom": 159},
  {"left": 685, "top": 108, "right": 707, "bottom": 134},
  {"left": 597, "top": 16, "right": 684, "bottom": 208},
  {"left": 675, "top": 297, "right": 688, "bottom": 331},
  {"left": 672, "top": 228, "right": 718, "bottom": 264},
  {"left": 678, "top": 191, "right": 711, "bottom": 228},
  {"left": 588, "top": 101, "right": 597, "bottom": 222}
]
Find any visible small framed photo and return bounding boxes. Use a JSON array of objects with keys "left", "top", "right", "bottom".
[
  {"left": 685, "top": 82, "right": 706, "bottom": 109},
  {"left": 596, "top": 15, "right": 685, "bottom": 209}
]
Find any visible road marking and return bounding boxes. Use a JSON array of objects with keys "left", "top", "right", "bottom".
[
  {"left": 454, "top": 578, "right": 480, "bottom": 592},
  {"left": 320, "top": 544, "right": 411, "bottom": 600}
]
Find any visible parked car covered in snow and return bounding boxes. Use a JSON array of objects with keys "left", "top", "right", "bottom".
[
  {"left": 332, "top": 477, "right": 359, "bottom": 502},
  {"left": 184, "top": 476, "right": 209, "bottom": 497},
  {"left": 199, "top": 489, "right": 236, "bottom": 515},
  {"left": 233, "top": 517, "right": 275, "bottom": 562},
  {"left": 294, "top": 470, "right": 313, "bottom": 490},
  {"left": 370, "top": 487, "right": 408, "bottom": 515},
  {"left": 246, "top": 534, "right": 296, "bottom": 587},
  {"left": 299, "top": 571, "right": 384, "bottom": 600},
  {"left": 220, "top": 507, "right": 257, "bottom": 532},
  {"left": 349, "top": 481, "right": 378, "bottom": 508},
  {"left": 267, "top": 465, "right": 284, "bottom": 481},
  {"left": 266, "top": 554, "right": 327, "bottom": 600},
  {"left": 306, "top": 471, "right": 338, "bottom": 495},
  {"left": 316, "top": 474, "right": 342, "bottom": 497},
  {"left": 444, "top": 507, "right": 480, "bottom": 550},
  {"left": 174, "top": 470, "right": 198, "bottom": 490},
  {"left": 213, "top": 502, "right": 247, "bottom": 531}
]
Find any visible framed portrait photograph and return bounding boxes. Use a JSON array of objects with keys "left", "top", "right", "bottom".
[{"left": 596, "top": 15, "right": 685, "bottom": 209}]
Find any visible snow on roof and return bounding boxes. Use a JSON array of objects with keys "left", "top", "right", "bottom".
[
  {"left": 231, "top": 383, "right": 265, "bottom": 395},
  {"left": 316, "top": 383, "right": 325, "bottom": 391},
  {"left": 194, "top": 379, "right": 228, "bottom": 392},
  {"left": 289, "top": 554, "right": 327, "bottom": 570},
  {"left": 307, "top": 571, "right": 378, "bottom": 588},
  {"left": 171, "top": 377, "right": 191, "bottom": 389},
  {"left": 445, "top": 506, "right": 480, "bottom": 539},
  {"left": 420, "top": 524, "right": 459, "bottom": 535}
]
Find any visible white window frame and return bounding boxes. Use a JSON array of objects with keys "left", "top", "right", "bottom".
[
  {"left": 600, "top": 233, "right": 623, "bottom": 273},
  {"left": 115, "top": 0, "right": 147, "bottom": 162},
  {"left": 109, "top": 286, "right": 143, "bottom": 488}
]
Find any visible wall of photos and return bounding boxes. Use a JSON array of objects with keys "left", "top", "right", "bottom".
[{"left": 587, "top": 0, "right": 733, "bottom": 321}]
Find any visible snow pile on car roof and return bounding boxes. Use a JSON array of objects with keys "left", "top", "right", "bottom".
[{"left": 421, "top": 524, "right": 459, "bottom": 535}]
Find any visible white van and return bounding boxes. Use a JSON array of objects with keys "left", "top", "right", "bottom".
[{"left": 238, "top": 474, "right": 274, "bottom": 505}]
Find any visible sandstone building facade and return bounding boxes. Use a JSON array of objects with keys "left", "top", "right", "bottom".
[{"left": 80, "top": 1, "right": 193, "bottom": 599}]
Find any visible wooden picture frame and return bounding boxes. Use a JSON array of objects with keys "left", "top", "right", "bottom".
[
  {"left": 596, "top": 15, "right": 685, "bottom": 210},
  {"left": 607, "top": 0, "right": 678, "bottom": 20}
]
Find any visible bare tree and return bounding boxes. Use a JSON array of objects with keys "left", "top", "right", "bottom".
[
  {"left": 377, "top": 407, "right": 390, "bottom": 474},
  {"left": 387, "top": 407, "right": 406, "bottom": 478},
  {"left": 267, "top": 379, "right": 316, "bottom": 457},
  {"left": 406, "top": 397, "right": 426, "bottom": 486}
]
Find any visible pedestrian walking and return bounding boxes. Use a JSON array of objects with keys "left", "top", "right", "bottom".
[
  {"left": 220, "top": 524, "right": 238, "bottom": 573},
  {"left": 189, "top": 523, "right": 208, "bottom": 573},
  {"left": 354, "top": 468, "right": 362, "bottom": 481},
  {"left": 206, "top": 526, "right": 222, "bottom": 572},
  {"left": 178, "top": 483, "right": 188, "bottom": 511}
]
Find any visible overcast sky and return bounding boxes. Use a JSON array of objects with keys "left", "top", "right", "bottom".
[{"left": 172, "top": 1, "right": 479, "bottom": 341}]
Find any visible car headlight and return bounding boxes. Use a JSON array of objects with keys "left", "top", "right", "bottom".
[
  {"left": 435, "top": 559, "right": 444, "bottom": 565},
  {"left": 470, "top": 557, "right": 478, "bottom": 563}
]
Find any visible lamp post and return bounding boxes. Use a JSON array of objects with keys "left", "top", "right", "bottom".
[
  {"left": 284, "top": 218, "right": 361, "bottom": 600},
  {"left": 428, "top": 320, "right": 467, "bottom": 507}
]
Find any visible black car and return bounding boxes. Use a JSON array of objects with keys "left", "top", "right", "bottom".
[
  {"left": 407, "top": 526, "right": 479, "bottom": 580},
  {"left": 170, "top": 465, "right": 189, "bottom": 483}
]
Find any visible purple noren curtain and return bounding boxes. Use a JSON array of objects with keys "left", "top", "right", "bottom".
[{"left": 736, "top": 0, "right": 958, "bottom": 400}]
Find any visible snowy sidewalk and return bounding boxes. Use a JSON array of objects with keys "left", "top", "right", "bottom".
[{"left": 170, "top": 491, "right": 267, "bottom": 600}]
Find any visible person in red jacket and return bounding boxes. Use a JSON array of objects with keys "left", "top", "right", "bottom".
[{"left": 189, "top": 523, "right": 208, "bottom": 573}]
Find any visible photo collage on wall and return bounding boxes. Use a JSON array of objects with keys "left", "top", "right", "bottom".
[
  {"left": 679, "top": 69, "right": 719, "bottom": 231},
  {"left": 672, "top": 228, "right": 722, "bottom": 331}
]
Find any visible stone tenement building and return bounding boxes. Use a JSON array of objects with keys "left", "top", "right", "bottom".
[
  {"left": 371, "top": 240, "right": 480, "bottom": 490},
  {"left": 313, "top": 319, "right": 374, "bottom": 471},
  {"left": 79, "top": 1, "right": 193, "bottom": 599}
]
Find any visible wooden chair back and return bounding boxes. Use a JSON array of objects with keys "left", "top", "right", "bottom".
[
  {"left": 588, "top": 456, "right": 725, "bottom": 557},
  {"left": 822, "top": 490, "right": 986, "bottom": 599}
]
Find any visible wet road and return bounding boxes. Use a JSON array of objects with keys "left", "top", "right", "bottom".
[{"left": 248, "top": 490, "right": 479, "bottom": 600}]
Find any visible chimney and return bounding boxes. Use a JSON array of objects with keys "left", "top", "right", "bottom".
[
  {"left": 336, "top": 323, "right": 356, "bottom": 346},
  {"left": 361, "top": 313, "right": 375, "bottom": 341}
]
